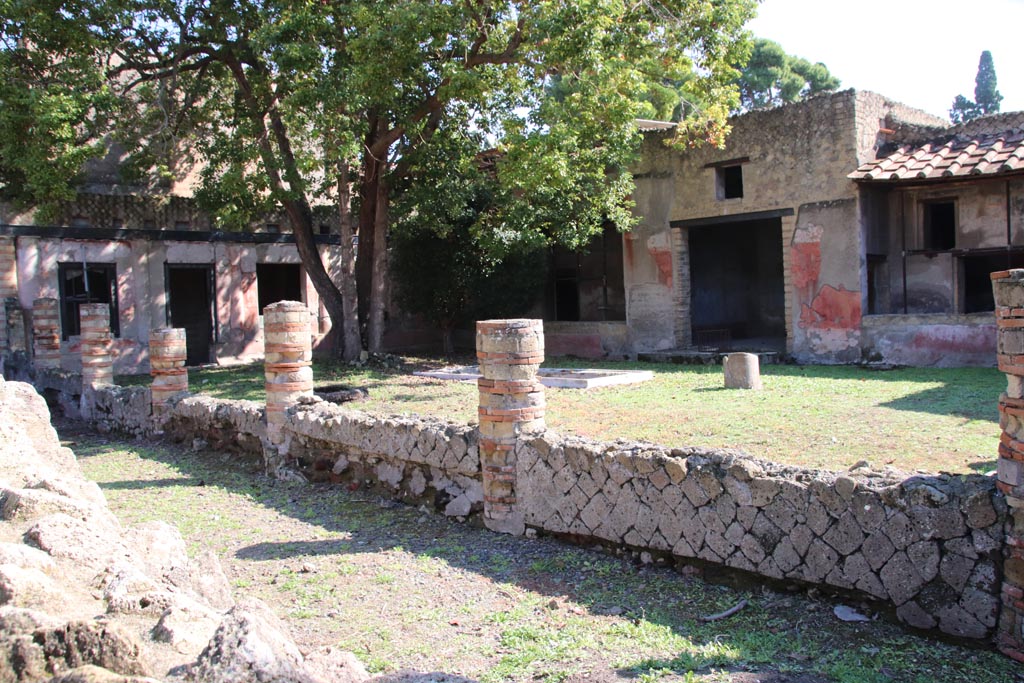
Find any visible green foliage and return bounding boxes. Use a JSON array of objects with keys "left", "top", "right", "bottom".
[
  {"left": 390, "top": 138, "right": 547, "bottom": 351},
  {"left": 950, "top": 50, "right": 1003, "bottom": 124},
  {"left": 736, "top": 38, "right": 840, "bottom": 111}
]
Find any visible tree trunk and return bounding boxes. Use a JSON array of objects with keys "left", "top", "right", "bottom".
[
  {"left": 366, "top": 172, "right": 389, "bottom": 353},
  {"left": 355, "top": 122, "right": 381, "bottom": 331},
  {"left": 442, "top": 322, "right": 455, "bottom": 356},
  {"left": 336, "top": 164, "right": 362, "bottom": 361},
  {"left": 282, "top": 199, "right": 349, "bottom": 357}
]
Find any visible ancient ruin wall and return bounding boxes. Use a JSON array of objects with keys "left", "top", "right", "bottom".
[{"left": 516, "top": 433, "right": 1006, "bottom": 640}]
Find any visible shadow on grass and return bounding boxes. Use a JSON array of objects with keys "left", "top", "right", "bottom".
[{"left": 64, "top": 421, "right": 1014, "bottom": 683}]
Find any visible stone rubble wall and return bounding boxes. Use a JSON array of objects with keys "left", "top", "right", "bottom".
[
  {"left": 283, "top": 398, "right": 483, "bottom": 518},
  {"left": 516, "top": 433, "right": 1006, "bottom": 641}
]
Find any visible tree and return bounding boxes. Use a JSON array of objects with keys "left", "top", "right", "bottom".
[
  {"left": 0, "top": 0, "right": 756, "bottom": 359},
  {"left": 950, "top": 50, "right": 1003, "bottom": 124},
  {"left": 735, "top": 38, "right": 839, "bottom": 111}
]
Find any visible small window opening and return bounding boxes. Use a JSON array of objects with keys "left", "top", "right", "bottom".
[
  {"left": 717, "top": 165, "right": 743, "bottom": 199},
  {"left": 318, "top": 224, "right": 330, "bottom": 236},
  {"left": 70, "top": 216, "right": 90, "bottom": 228},
  {"left": 174, "top": 220, "right": 191, "bottom": 231},
  {"left": 923, "top": 201, "right": 956, "bottom": 250},
  {"left": 143, "top": 219, "right": 156, "bottom": 230},
  {"left": 265, "top": 223, "right": 280, "bottom": 234},
  {"left": 57, "top": 262, "right": 119, "bottom": 340},
  {"left": 256, "top": 263, "right": 302, "bottom": 312}
]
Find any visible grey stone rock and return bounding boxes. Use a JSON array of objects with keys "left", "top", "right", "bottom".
[
  {"left": 722, "top": 478, "right": 752, "bottom": 507},
  {"left": 749, "top": 479, "right": 781, "bottom": 507},
  {"left": 443, "top": 493, "right": 471, "bottom": 518},
  {"left": 789, "top": 524, "right": 814, "bottom": 557},
  {"left": 834, "top": 476, "right": 857, "bottom": 500},
  {"left": 152, "top": 597, "right": 222, "bottom": 654},
  {"left": 906, "top": 541, "right": 940, "bottom": 582},
  {"left": 803, "top": 539, "right": 839, "bottom": 583},
  {"left": 880, "top": 511, "right": 917, "bottom": 550},
  {"left": 750, "top": 513, "right": 783, "bottom": 551},
  {"left": 772, "top": 538, "right": 801, "bottom": 574},
  {"left": 860, "top": 532, "right": 895, "bottom": 572},
  {"left": 959, "top": 587, "right": 1000, "bottom": 629},
  {"left": 32, "top": 620, "right": 148, "bottom": 678},
  {"left": 935, "top": 604, "right": 987, "bottom": 639},
  {"left": 189, "top": 598, "right": 363, "bottom": 683},
  {"left": 714, "top": 493, "right": 736, "bottom": 526},
  {"left": 966, "top": 560, "right": 997, "bottom": 593},
  {"left": 45, "top": 664, "right": 162, "bottom": 682},
  {"left": 24, "top": 514, "right": 133, "bottom": 571},
  {"left": 961, "top": 490, "right": 998, "bottom": 529},
  {"left": 879, "top": 552, "right": 924, "bottom": 605},
  {"left": 739, "top": 535, "right": 766, "bottom": 565},
  {"left": 908, "top": 505, "right": 965, "bottom": 541},
  {"left": 0, "top": 564, "right": 63, "bottom": 608},
  {"left": 939, "top": 552, "right": 974, "bottom": 593},
  {"left": 0, "top": 542, "right": 56, "bottom": 574},
  {"left": 805, "top": 499, "right": 831, "bottom": 536},
  {"left": 896, "top": 600, "right": 937, "bottom": 630},
  {"left": 822, "top": 511, "right": 864, "bottom": 555},
  {"left": 763, "top": 498, "right": 797, "bottom": 533},
  {"left": 850, "top": 490, "right": 885, "bottom": 532},
  {"left": 723, "top": 522, "right": 745, "bottom": 547},
  {"left": 190, "top": 550, "right": 235, "bottom": 611},
  {"left": 736, "top": 505, "right": 757, "bottom": 531}
]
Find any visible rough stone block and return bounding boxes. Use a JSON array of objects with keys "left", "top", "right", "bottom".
[{"left": 723, "top": 353, "right": 762, "bottom": 390}]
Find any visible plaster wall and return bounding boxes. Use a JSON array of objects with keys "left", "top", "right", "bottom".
[{"left": 9, "top": 235, "right": 338, "bottom": 373}]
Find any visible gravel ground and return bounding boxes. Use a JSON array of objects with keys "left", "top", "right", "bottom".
[{"left": 65, "top": 421, "right": 1019, "bottom": 683}]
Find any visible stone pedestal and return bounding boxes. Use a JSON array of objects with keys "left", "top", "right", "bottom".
[
  {"left": 263, "top": 301, "right": 313, "bottom": 474},
  {"left": 150, "top": 328, "right": 188, "bottom": 413},
  {"left": 723, "top": 352, "right": 762, "bottom": 390},
  {"left": 79, "top": 303, "right": 113, "bottom": 387},
  {"left": 476, "top": 319, "right": 545, "bottom": 535},
  {"left": 991, "top": 269, "right": 1024, "bottom": 662},
  {"left": 5, "top": 298, "right": 26, "bottom": 354},
  {"left": 31, "top": 298, "right": 61, "bottom": 370}
]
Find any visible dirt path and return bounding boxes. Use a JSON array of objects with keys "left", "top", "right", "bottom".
[{"left": 65, "top": 422, "right": 1018, "bottom": 683}]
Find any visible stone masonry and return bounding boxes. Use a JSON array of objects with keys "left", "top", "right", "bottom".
[
  {"left": 516, "top": 435, "right": 1005, "bottom": 640},
  {"left": 149, "top": 327, "right": 188, "bottom": 414},
  {"left": 31, "top": 297, "right": 61, "bottom": 370},
  {"left": 991, "top": 269, "right": 1024, "bottom": 661},
  {"left": 263, "top": 301, "right": 314, "bottom": 475},
  {"left": 476, "top": 319, "right": 546, "bottom": 535}
]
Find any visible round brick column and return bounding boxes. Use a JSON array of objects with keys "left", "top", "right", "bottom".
[
  {"left": 150, "top": 328, "right": 188, "bottom": 413},
  {"left": 80, "top": 303, "right": 113, "bottom": 387},
  {"left": 264, "top": 301, "right": 313, "bottom": 450},
  {"left": 31, "top": 298, "right": 61, "bottom": 370},
  {"left": 476, "top": 319, "right": 545, "bottom": 535},
  {"left": 991, "top": 269, "right": 1024, "bottom": 661}
]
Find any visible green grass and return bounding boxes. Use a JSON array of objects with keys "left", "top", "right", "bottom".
[{"left": 120, "top": 357, "right": 1003, "bottom": 474}]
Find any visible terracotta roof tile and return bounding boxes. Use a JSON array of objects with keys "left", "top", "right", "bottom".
[{"left": 851, "top": 125, "right": 1024, "bottom": 182}]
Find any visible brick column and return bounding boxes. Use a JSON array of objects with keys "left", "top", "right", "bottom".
[
  {"left": 80, "top": 303, "right": 113, "bottom": 387},
  {"left": 31, "top": 298, "right": 61, "bottom": 370},
  {"left": 0, "top": 237, "right": 16, "bottom": 356},
  {"left": 263, "top": 301, "right": 313, "bottom": 473},
  {"left": 476, "top": 319, "right": 545, "bottom": 535},
  {"left": 991, "top": 269, "right": 1024, "bottom": 662},
  {"left": 150, "top": 328, "right": 188, "bottom": 413}
]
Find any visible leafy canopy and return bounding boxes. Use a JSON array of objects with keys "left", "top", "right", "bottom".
[{"left": 735, "top": 38, "right": 839, "bottom": 111}]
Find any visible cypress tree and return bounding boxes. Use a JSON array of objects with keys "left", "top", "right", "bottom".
[{"left": 974, "top": 50, "right": 1003, "bottom": 115}]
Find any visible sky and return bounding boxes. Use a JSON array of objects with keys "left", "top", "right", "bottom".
[{"left": 746, "top": 0, "right": 1024, "bottom": 120}]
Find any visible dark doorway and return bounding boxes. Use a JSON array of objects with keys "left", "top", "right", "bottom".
[
  {"left": 688, "top": 218, "right": 785, "bottom": 349},
  {"left": 256, "top": 263, "right": 303, "bottom": 312},
  {"left": 166, "top": 265, "right": 215, "bottom": 366},
  {"left": 546, "top": 223, "right": 626, "bottom": 322}
]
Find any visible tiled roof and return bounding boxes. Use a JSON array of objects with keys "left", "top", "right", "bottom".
[{"left": 850, "top": 125, "right": 1024, "bottom": 182}]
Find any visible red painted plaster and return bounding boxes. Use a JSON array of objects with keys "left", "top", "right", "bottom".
[
  {"left": 649, "top": 247, "right": 673, "bottom": 287},
  {"left": 800, "top": 285, "right": 861, "bottom": 330},
  {"left": 545, "top": 333, "right": 605, "bottom": 359}
]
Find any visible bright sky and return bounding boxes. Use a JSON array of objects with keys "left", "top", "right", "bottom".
[{"left": 747, "top": 0, "right": 1024, "bottom": 120}]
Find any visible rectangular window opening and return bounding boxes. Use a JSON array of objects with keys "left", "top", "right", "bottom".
[
  {"left": 923, "top": 200, "right": 956, "bottom": 251},
  {"left": 57, "top": 262, "right": 119, "bottom": 340},
  {"left": 256, "top": 263, "right": 303, "bottom": 312},
  {"left": 717, "top": 165, "right": 744, "bottom": 200}
]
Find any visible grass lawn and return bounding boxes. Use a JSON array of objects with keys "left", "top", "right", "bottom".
[{"left": 120, "top": 357, "right": 1004, "bottom": 475}]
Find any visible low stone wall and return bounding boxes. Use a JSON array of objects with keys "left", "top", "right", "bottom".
[
  {"left": 284, "top": 399, "right": 482, "bottom": 517},
  {"left": 860, "top": 313, "right": 996, "bottom": 367},
  {"left": 517, "top": 433, "right": 1005, "bottom": 639}
]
